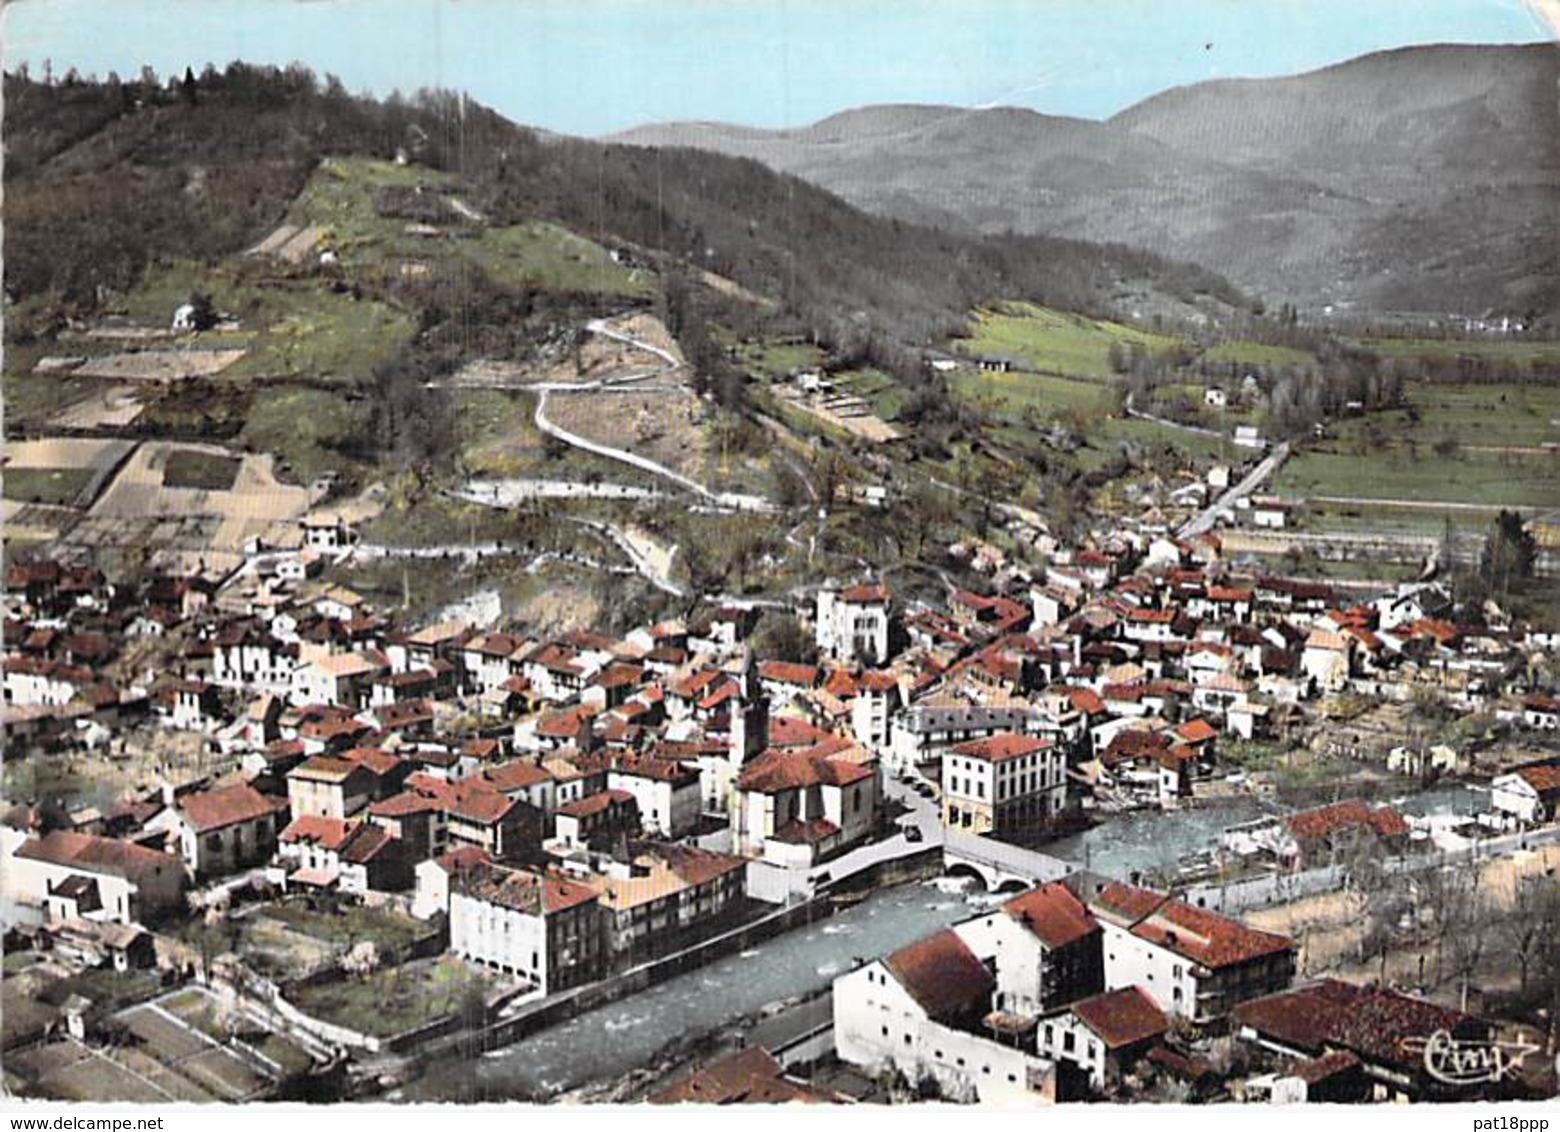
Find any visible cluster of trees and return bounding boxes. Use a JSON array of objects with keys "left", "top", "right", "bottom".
[{"left": 3, "top": 64, "right": 454, "bottom": 316}]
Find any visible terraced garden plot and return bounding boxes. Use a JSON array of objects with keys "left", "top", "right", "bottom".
[
  {"left": 9, "top": 1042, "right": 177, "bottom": 1103},
  {"left": 162, "top": 449, "right": 241, "bottom": 491},
  {"left": 74, "top": 348, "right": 247, "bottom": 381},
  {"left": 86, "top": 442, "right": 310, "bottom": 555},
  {"left": 48, "top": 384, "right": 146, "bottom": 429},
  {"left": 2, "top": 466, "right": 99, "bottom": 507}
]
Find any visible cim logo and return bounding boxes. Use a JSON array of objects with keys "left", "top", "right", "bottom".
[{"left": 1400, "top": 1029, "right": 1541, "bottom": 1087}]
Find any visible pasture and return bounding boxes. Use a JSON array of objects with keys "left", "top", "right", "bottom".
[{"left": 952, "top": 301, "right": 1181, "bottom": 380}]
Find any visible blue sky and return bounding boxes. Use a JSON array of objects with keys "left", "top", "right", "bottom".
[{"left": 3, "top": 0, "right": 1551, "bottom": 134}]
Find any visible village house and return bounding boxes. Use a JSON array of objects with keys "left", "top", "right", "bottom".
[
  {"left": 952, "top": 882, "right": 1105, "bottom": 1016},
  {"left": 3, "top": 826, "right": 185, "bottom": 926},
  {"left": 1220, "top": 799, "right": 1410, "bottom": 870},
  {"left": 731, "top": 741, "right": 879, "bottom": 865},
  {"left": 286, "top": 751, "right": 397, "bottom": 820},
  {"left": 210, "top": 622, "right": 293, "bottom": 693},
  {"left": 1490, "top": 759, "right": 1560, "bottom": 826},
  {"left": 570, "top": 841, "right": 747, "bottom": 966},
  {"left": 144, "top": 782, "right": 289, "bottom": 879},
  {"left": 1234, "top": 979, "right": 1496, "bottom": 1102},
  {"left": 648, "top": 1046, "right": 843, "bottom": 1104},
  {"left": 815, "top": 584, "right": 892, "bottom": 666},
  {"left": 832, "top": 929, "right": 1054, "bottom": 1104},
  {"left": 887, "top": 704, "right": 1039, "bottom": 778},
  {"left": 290, "top": 647, "right": 386, "bottom": 709},
  {"left": 1522, "top": 693, "right": 1559, "bottom": 730},
  {"left": 1088, "top": 882, "right": 1295, "bottom": 1024},
  {"left": 606, "top": 753, "right": 702, "bottom": 839},
  {"left": 447, "top": 861, "right": 607, "bottom": 994},
  {"left": 851, "top": 670, "right": 901, "bottom": 753},
  {"left": 1038, "top": 986, "right": 1168, "bottom": 1096},
  {"left": 1301, "top": 630, "right": 1353, "bottom": 694},
  {"left": 552, "top": 789, "right": 639, "bottom": 851},
  {"left": 941, "top": 733, "right": 1067, "bottom": 837},
  {"left": 275, "top": 814, "right": 413, "bottom": 895}
]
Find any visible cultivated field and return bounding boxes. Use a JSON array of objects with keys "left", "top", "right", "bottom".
[
  {"left": 3, "top": 437, "right": 136, "bottom": 509},
  {"left": 66, "top": 442, "right": 310, "bottom": 573}
]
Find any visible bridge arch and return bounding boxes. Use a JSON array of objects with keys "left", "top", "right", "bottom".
[{"left": 944, "top": 862, "right": 991, "bottom": 892}]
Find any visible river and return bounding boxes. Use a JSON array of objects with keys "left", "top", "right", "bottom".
[
  {"left": 405, "top": 876, "right": 1001, "bottom": 1101},
  {"left": 1048, "top": 780, "right": 1481, "bottom": 879},
  {"left": 402, "top": 781, "right": 1483, "bottom": 1100}
]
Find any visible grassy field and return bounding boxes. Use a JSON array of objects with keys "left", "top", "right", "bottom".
[
  {"left": 2, "top": 466, "right": 97, "bottom": 506},
  {"left": 731, "top": 337, "right": 827, "bottom": 380},
  {"left": 950, "top": 367, "right": 1111, "bottom": 419},
  {"left": 1328, "top": 384, "right": 1560, "bottom": 450},
  {"left": 1274, "top": 446, "right": 1560, "bottom": 508},
  {"left": 1354, "top": 336, "right": 1560, "bottom": 368},
  {"left": 1201, "top": 339, "right": 1314, "bottom": 369},
  {"left": 295, "top": 156, "right": 648, "bottom": 297},
  {"left": 953, "top": 301, "right": 1181, "bottom": 380},
  {"left": 288, "top": 957, "right": 484, "bottom": 1038},
  {"left": 162, "top": 449, "right": 240, "bottom": 491},
  {"left": 238, "top": 385, "right": 376, "bottom": 487},
  {"left": 221, "top": 286, "right": 413, "bottom": 383}
]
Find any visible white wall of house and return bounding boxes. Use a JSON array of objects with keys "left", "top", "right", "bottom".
[
  {"left": 1491, "top": 774, "right": 1546, "bottom": 824},
  {"left": 833, "top": 961, "right": 1049, "bottom": 1104},
  {"left": 953, "top": 912, "right": 1047, "bottom": 1015},
  {"left": 448, "top": 890, "right": 551, "bottom": 990},
  {"left": 1099, "top": 921, "right": 1197, "bottom": 1018},
  {"left": 1037, "top": 1012, "right": 1110, "bottom": 1091}
]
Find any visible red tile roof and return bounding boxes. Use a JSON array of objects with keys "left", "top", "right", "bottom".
[
  {"left": 1516, "top": 763, "right": 1560, "bottom": 793},
  {"left": 1233, "top": 980, "right": 1485, "bottom": 1074},
  {"left": 884, "top": 929, "right": 994, "bottom": 1024},
  {"left": 1002, "top": 882, "right": 1099, "bottom": 950},
  {"left": 14, "top": 830, "right": 178, "bottom": 885},
  {"left": 279, "top": 815, "right": 355, "bottom": 850},
  {"left": 951, "top": 732, "right": 1051, "bottom": 764},
  {"left": 759, "top": 661, "right": 821, "bottom": 687},
  {"left": 1071, "top": 986, "right": 1168, "bottom": 1049},
  {"left": 556, "top": 789, "right": 636, "bottom": 819},
  {"left": 1132, "top": 897, "right": 1295, "bottom": 970},
  {"left": 1175, "top": 718, "right": 1218, "bottom": 745},
  {"left": 177, "top": 783, "right": 287, "bottom": 834},
  {"left": 839, "top": 584, "right": 889, "bottom": 604},
  {"left": 1284, "top": 799, "right": 1408, "bottom": 841},
  {"left": 737, "top": 747, "right": 874, "bottom": 794}
]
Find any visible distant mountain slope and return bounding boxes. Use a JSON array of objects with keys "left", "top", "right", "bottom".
[
  {"left": 4, "top": 68, "right": 1244, "bottom": 353},
  {"left": 612, "top": 43, "right": 1560, "bottom": 315}
]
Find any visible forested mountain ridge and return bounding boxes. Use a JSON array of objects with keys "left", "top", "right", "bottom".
[
  {"left": 3, "top": 65, "right": 1243, "bottom": 357},
  {"left": 612, "top": 43, "right": 1560, "bottom": 317}
]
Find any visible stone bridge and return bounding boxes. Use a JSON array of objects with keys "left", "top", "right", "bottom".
[{"left": 942, "top": 829, "right": 1074, "bottom": 893}]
